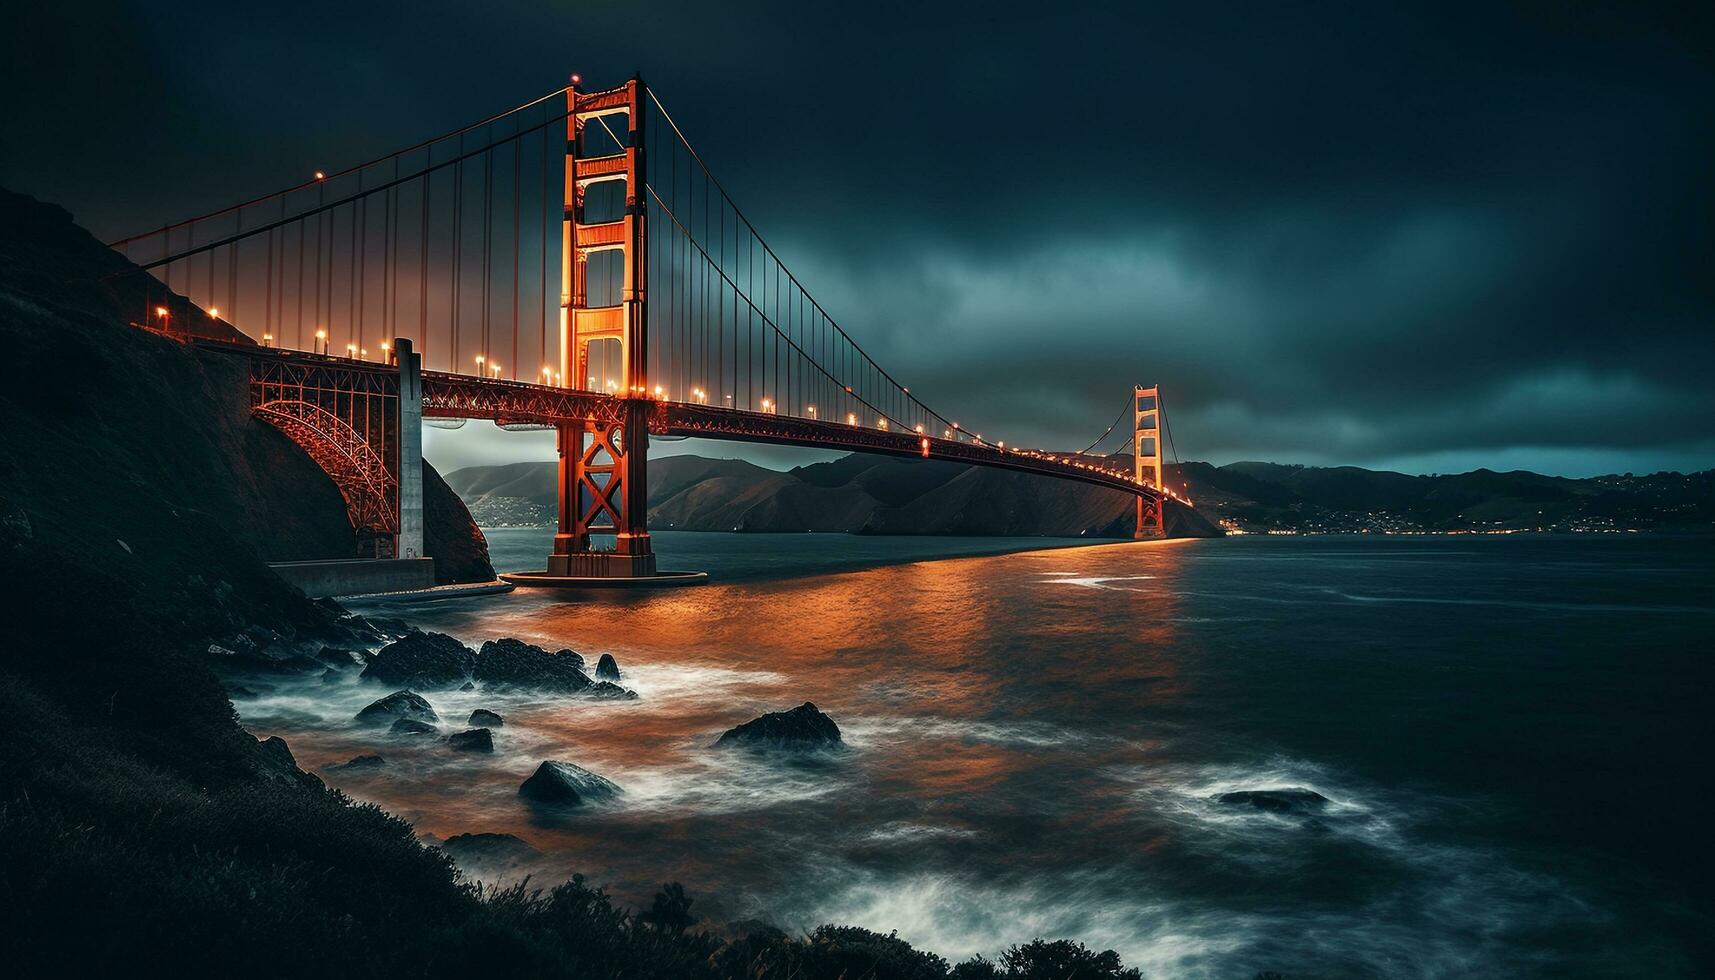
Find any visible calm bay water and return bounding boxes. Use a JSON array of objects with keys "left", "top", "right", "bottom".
[{"left": 241, "top": 531, "right": 1714, "bottom": 977}]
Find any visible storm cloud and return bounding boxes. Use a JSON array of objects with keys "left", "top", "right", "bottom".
[{"left": 5, "top": 1, "right": 1710, "bottom": 475}]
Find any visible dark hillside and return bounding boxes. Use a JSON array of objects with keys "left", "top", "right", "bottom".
[
  {"left": 449, "top": 454, "right": 1225, "bottom": 538},
  {"left": 0, "top": 189, "right": 491, "bottom": 582}
]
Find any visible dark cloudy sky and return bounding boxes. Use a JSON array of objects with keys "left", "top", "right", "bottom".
[{"left": 5, "top": 1, "right": 1711, "bottom": 476}]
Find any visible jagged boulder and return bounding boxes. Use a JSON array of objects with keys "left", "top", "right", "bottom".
[
  {"left": 518, "top": 760, "right": 623, "bottom": 807},
  {"left": 253, "top": 735, "right": 322, "bottom": 788},
  {"left": 361, "top": 632, "right": 476, "bottom": 688},
  {"left": 716, "top": 702, "right": 843, "bottom": 751},
  {"left": 474, "top": 638, "right": 593, "bottom": 693},
  {"left": 391, "top": 717, "right": 439, "bottom": 736},
  {"left": 594, "top": 654, "right": 621, "bottom": 682},
  {"left": 355, "top": 690, "right": 438, "bottom": 726},
  {"left": 587, "top": 681, "right": 639, "bottom": 700},
  {"left": 554, "top": 649, "right": 586, "bottom": 670},
  {"left": 447, "top": 728, "right": 494, "bottom": 753},
  {"left": 1216, "top": 789, "right": 1329, "bottom": 814},
  {"left": 329, "top": 754, "right": 386, "bottom": 771},
  {"left": 440, "top": 832, "right": 538, "bottom": 866},
  {"left": 469, "top": 708, "right": 505, "bottom": 728}
]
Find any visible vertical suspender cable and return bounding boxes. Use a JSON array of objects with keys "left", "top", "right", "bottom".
[
  {"left": 482, "top": 139, "right": 493, "bottom": 369},
  {"left": 419, "top": 163, "right": 430, "bottom": 352},
  {"left": 452, "top": 157, "right": 463, "bottom": 371},
  {"left": 354, "top": 196, "right": 364, "bottom": 350},
  {"left": 511, "top": 115, "right": 521, "bottom": 381},
  {"left": 540, "top": 117, "right": 549, "bottom": 377}
]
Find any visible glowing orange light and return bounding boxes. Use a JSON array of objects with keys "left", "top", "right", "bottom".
[
  {"left": 207, "top": 307, "right": 218, "bottom": 318},
  {"left": 920, "top": 437, "right": 930, "bottom": 458},
  {"left": 314, "top": 171, "right": 325, "bottom": 180},
  {"left": 155, "top": 306, "right": 169, "bottom": 317}
]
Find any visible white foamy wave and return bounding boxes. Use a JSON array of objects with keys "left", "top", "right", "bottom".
[{"left": 1038, "top": 573, "right": 1158, "bottom": 592}]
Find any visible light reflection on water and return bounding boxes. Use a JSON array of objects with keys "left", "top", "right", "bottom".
[{"left": 238, "top": 531, "right": 1714, "bottom": 977}]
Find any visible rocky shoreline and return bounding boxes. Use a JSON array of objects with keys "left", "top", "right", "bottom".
[{"left": 217, "top": 606, "right": 851, "bottom": 820}]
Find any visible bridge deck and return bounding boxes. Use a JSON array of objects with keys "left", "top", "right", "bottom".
[{"left": 226, "top": 346, "right": 1160, "bottom": 502}]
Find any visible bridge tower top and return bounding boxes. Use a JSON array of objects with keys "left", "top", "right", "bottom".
[
  {"left": 562, "top": 76, "right": 646, "bottom": 395},
  {"left": 1134, "top": 385, "right": 1165, "bottom": 538}
]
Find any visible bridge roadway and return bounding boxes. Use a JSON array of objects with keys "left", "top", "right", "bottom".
[{"left": 235, "top": 344, "right": 1162, "bottom": 505}]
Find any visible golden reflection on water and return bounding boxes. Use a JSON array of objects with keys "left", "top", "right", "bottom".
[{"left": 264, "top": 539, "right": 1196, "bottom": 912}]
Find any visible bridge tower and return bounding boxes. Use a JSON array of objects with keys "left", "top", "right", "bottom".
[
  {"left": 1134, "top": 385, "right": 1165, "bottom": 538},
  {"left": 549, "top": 76, "right": 657, "bottom": 578}
]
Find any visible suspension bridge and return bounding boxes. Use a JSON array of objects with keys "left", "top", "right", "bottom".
[{"left": 109, "top": 76, "right": 1191, "bottom": 585}]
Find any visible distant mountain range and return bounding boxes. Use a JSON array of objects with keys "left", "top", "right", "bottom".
[
  {"left": 443, "top": 454, "right": 1714, "bottom": 536},
  {"left": 445, "top": 453, "right": 1220, "bottom": 538}
]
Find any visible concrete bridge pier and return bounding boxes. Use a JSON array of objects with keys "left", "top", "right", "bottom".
[{"left": 394, "top": 337, "right": 424, "bottom": 560}]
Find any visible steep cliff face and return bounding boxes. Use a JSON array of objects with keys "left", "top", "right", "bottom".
[
  {"left": 422, "top": 462, "right": 494, "bottom": 583},
  {"left": 0, "top": 188, "right": 493, "bottom": 588}
]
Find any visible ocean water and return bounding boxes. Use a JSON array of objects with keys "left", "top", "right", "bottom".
[{"left": 238, "top": 531, "right": 1715, "bottom": 977}]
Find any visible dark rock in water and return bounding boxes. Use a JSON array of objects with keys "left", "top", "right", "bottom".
[
  {"left": 363, "top": 616, "right": 419, "bottom": 640},
  {"left": 317, "top": 646, "right": 365, "bottom": 669},
  {"left": 469, "top": 708, "right": 505, "bottom": 728},
  {"left": 716, "top": 702, "right": 842, "bottom": 751},
  {"left": 1216, "top": 788, "right": 1329, "bottom": 814},
  {"left": 447, "top": 728, "right": 494, "bottom": 753},
  {"left": 595, "top": 653, "right": 621, "bottom": 681},
  {"left": 330, "top": 754, "right": 386, "bottom": 771},
  {"left": 587, "top": 681, "right": 639, "bottom": 700},
  {"left": 356, "top": 690, "right": 438, "bottom": 726},
  {"left": 518, "top": 760, "right": 623, "bottom": 807},
  {"left": 253, "top": 735, "right": 323, "bottom": 788},
  {"left": 440, "top": 832, "right": 538, "bottom": 865},
  {"left": 361, "top": 632, "right": 476, "bottom": 688},
  {"left": 320, "top": 668, "right": 342, "bottom": 684},
  {"left": 460, "top": 681, "right": 476, "bottom": 691},
  {"left": 474, "top": 638, "right": 592, "bottom": 693},
  {"left": 554, "top": 648, "right": 586, "bottom": 670},
  {"left": 391, "top": 717, "right": 439, "bottom": 736}
]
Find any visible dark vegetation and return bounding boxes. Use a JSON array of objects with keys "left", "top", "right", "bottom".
[{"left": 0, "top": 189, "right": 1189, "bottom": 976}]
